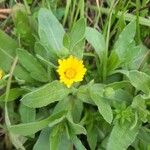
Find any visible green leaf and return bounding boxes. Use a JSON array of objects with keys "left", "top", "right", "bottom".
[
  {"left": 0, "top": 79, "right": 6, "bottom": 88},
  {"left": 33, "top": 128, "right": 50, "bottom": 150},
  {"left": 77, "top": 84, "right": 94, "bottom": 105},
  {"left": 71, "top": 39, "right": 85, "bottom": 59},
  {"left": 66, "top": 118, "right": 86, "bottom": 150},
  {"left": 112, "top": 89, "right": 133, "bottom": 104},
  {"left": 14, "top": 64, "right": 35, "bottom": 83},
  {"left": 63, "top": 33, "right": 70, "bottom": 49},
  {"left": 21, "top": 81, "right": 70, "bottom": 108},
  {"left": 138, "top": 127, "right": 150, "bottom": 144},
  {"left": 107, "top": 50, "right": 120, "bottom": 75},
  {"left": 17, "top": 48, "right": 48, "bottom": 82},
  {"left": 38, "top": 8, "right": 65, "bottom": 51},
  {"left": 49, "top": 125, "right": 72, "bottom": 150},
  {"left": 127, "top": 70, "right": 150, "bottom": 94},
  {"left": 85, "top": 27, "right": 106, "bottom": 58},
  {"left": 87, "top": 123, "right": 97, "bottom": 150},
  {"left": 0, "top": 88, "right": 26, "bottom": 102},
  {"left": 107, "top": 122, "right": 140, "bottom": 150},
  {"left": 114, "top": 21, "right": 136, "bottom": 62},
  {"left": 66, "top": 112, "right": 86, "bottom": 136},
  {"left": 34, "top": 42, "right": 49, "bottom": 60},
  {"left": 69, "top": 18, "right": 86, "bottom": 50},
  {"left": 0, "top": 30, "right": 18, "bottom": 71},
  {"left": 67, "top": 118, "right": 87, "bottom": 135},
  {"left": 49, "top": 124, "right": 63, "bottom": 150},
  {"left": 19, "top": 103, "right": 36, "bottom": 123},
  {"left": 132, "top": 95, "right": 148, "bottom": 122},
  {"left": 9, "top": 111, "right": 66, "bottom": 136},
  {"left": 121, "top": 43, "right": 141, "bottom": 68},
  {"left": 53, "top": 98, "right": 70, "bottom": 114},
  {"left": 9, "top": 133, "right": 26, "bottom": 150},
  {"left": 130, "top": 45, "right": 148, "bottom": 69},
  {"left": 12, "top": 4, "right": 36, "bottom": 46},
  {"left": 72, "top": 136, "right": 86, "bottom": 150},
  {"left": 9, "top": 117, "right": 50, "bottom": 136},
  {"left": 72, "top": 99, "right": 83, "bottom": 123},
  {"left": 90, "top": 84, "right": 113, "bottom": 124},
  {"left": 0, "top": 30, "right": 34, "bottom": 83},
  {"left": 50, "top": 132, "right": 60, "bottom": 150},
  {"left": 106, "top": 81, "right": 130, "bottom": 90},
  {"left": 58, "top": 132, "right": 72, "bottom": 150},
  {"left": 48, "top": 114, "right": 66, "bottom": 128}
]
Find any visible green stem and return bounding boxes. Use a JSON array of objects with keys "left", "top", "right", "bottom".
[
  {"left": 80, "top": 0, "right": 84, "bottom": 18},
  {"left": 88, "top": 5, "right": 150, "bottom": 27},
  {"left": 70, "top": 0, "right": 76, "bottom": 28},
  {"left": 5, "top": 56, "right": 18, "bottom": 126},
  {"left": 94, "top": 0, "right": 101, "bottom": 28},
  {"left": 63, "top": 0, "right": 71, "bottom": 26},
  {"left": 102, "top": 0, "right": 117, "bottom": 82},
  {"left": 23, "top": 0, "right": 31, "bottom": 15},
  {"left": 83, "top": 52, "right": 95, "bottom": 57},
  {"left": 73, "top": 0, "right": 81, "bottom": 25},
  {"left": 136, "top": 0, "right": 141, "bottom": 44}
]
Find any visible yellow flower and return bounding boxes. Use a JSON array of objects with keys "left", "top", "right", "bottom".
[
  {"left": 0, "top": 69, "right": 3, "bottom": 79},
  {"left": 57, "top": 55, "right": 87, "bottom": 88}
]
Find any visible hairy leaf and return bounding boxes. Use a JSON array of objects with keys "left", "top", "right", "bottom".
[
  {"left": 17, "top": 48, "right": 48, "bottom": 82},
  {"left": 85, "top": 27, "right": 106, "bottom": 59},
  {"left": 107, "top": 122, "right": 140, "bottom": 150},
  {"left": 9, "top": 111, "right": 66, "bottom": 136},
  {"left": 21, "top": 81, "right": 70, "bottom": 108},
  {"left": 38, "top": 8, "right": 65, "bottom": 51},
  {"left": 90, "top": 84, "right": 113, "bottom": 124}
]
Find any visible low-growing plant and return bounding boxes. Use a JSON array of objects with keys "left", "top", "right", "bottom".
[{"left": 0, "top": 2, "right": 150, "bottom": 150}]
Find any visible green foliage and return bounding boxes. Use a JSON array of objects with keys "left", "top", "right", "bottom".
[
  {"left": 114, "top": 21, "right": 136, "bottom": 63},
  {"left": 9, "top": 111, "right": 67, "bottom": 136},
  {"left": 0, "top": 3, "right": 149, "bottom": 150},
  {"left": 21, "top": 81, "right": 71, "bottom": 108},
  {"left": 19, "top": 103, "right": 36, "bottom": 123},
  {"left": 17, "top": 48, "right": 48, "bottom": 82},
  {"left": 67, "top": 18, "right": 86, "bottom": 58},
  {"left": 127, "top": 70, "right": 150, "bottom": 94},
  {"left": 90, "top": 84, "right": 113, "bottom": 124},
  {"left": 12, "top": 4, "right": 36, "bottom": 47},
  {"left": 33, "top": 128, "right": 51, "bottom": 150},
  {"left": 69, "top": 18, "right": 86, "bottom": 51},
  {"left": 86, "top": 119, "right": 98, "bottom": 150},
  {"left": 0, "top": 88, "right": 26, "bottom": 102},
  {"left": 0, "top": 30, "right": 18, "bottom": 71},
  {"left": 85, "top": 27, "right": 106, "bottom": 59},
  {"left": 107, "top": 121, "right": 141, "bottom": 150},
  {"left": 38, "top": 8, "right": 65, "bottom": 53}
]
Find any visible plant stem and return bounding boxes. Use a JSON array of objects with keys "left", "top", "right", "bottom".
[
  {"left": 102, "top": 0, "right": 117, "bottom": 82},
  {"left": 88, "top": 5, "right": 150, "bottom": 27},
  {"left": 136, "top": 0, "right": 141, "bottom": 44},
  {"left": 70, "top": 0, "right": 76, "bottom": 28},
  {"left": 23, "top": 0, "right": 31, "bottom": 15},
  {"left": 80, "top": 0, "right": 84, "bottom": 18},
  {"left": 63, "top": 0, "right": 71, "bottom": 26},
  {"left": 94, "top": 0, "right": 101, "bottom": 28},
  {"left": 5, "top": 56, "right": 18, "bottom": 126}
]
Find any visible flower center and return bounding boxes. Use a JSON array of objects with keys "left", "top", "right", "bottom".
[{"left": 65, "top": 68, "right": 76, "bottom": 79}]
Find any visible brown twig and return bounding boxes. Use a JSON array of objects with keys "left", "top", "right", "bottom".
[
  {"left": 0, "top": 8, "right": 11, "bottom": 14},
  {"left": 0, "top": 14, "right": 7, "bottom": 19},
  {"left": 0, "top": 8, "right": 11, "bottom": 19}
]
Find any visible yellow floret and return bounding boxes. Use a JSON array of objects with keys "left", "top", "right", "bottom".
[{"left": 57, "top": 55, "right": 87, "bottom": 88}]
